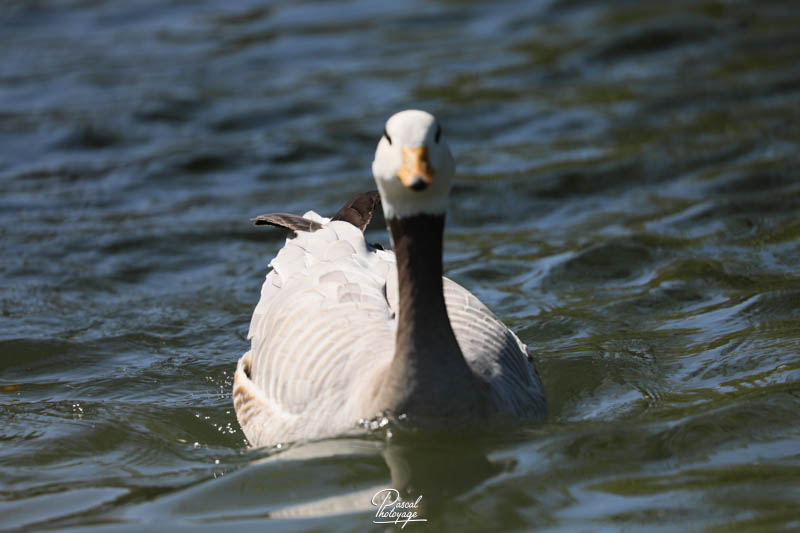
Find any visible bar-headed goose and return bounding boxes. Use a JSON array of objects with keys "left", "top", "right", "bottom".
[{"left": 233, "top": 110, "right": 546, "bottom": 447}]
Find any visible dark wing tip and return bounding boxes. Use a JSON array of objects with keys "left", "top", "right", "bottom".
[
  {"left": 251, "top": 190, "right": 381, "bottom": 234},
  {"left": 250, "top": 213, "right": 322, "bottom": 232},
  {"left": 331, "top": 190, "right": 381, "bottom": 232}
]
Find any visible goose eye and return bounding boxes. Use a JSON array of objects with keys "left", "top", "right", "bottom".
[
  {"left": 383, "top": 128, "right": 392, "bottom": 145},
  {"left": 434, "top": 124, "right": 442, "bottom": 143}
]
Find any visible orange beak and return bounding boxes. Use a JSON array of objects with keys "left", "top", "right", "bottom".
[{"left": 397, "top": 146, "right": 434, "bottom": 190}]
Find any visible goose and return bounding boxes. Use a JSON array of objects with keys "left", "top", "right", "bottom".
[{"left": 233, "top": 110, "right": 546, "bottom": 447}]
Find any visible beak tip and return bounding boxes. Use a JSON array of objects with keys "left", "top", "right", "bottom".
[{"left": 409, "top": 177, "right": 428, "bottom": 191}]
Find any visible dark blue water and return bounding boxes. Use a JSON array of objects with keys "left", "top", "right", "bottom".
[{"left": 2, "top": 1, "right": 800, "bottom": 531}]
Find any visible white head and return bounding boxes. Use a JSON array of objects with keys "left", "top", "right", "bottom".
[{"left": 371, "top": 110, "right": 455, "bottom": 219}]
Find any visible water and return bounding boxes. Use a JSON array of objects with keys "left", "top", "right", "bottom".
[{"left": 2, "top": 0, "right": 800, "bottom": 530}]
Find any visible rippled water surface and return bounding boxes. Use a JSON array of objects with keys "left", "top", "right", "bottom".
[{"left": 2, "top": 0, "right": 800, "bottom": 531}]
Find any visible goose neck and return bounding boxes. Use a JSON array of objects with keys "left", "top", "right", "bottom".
[{"left": 388, "top": 214, "right": 464, "bottom": 370}]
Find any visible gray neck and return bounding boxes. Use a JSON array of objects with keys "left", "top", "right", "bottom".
[{"left": 377, "top": 214, "right": 479, "bottom": 416}]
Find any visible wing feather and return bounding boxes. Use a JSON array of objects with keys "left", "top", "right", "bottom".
[{"left": 237, "top": 221, "right": 395, "bottom": 444}]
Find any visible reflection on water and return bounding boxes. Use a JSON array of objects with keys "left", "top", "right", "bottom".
[
  {"left": 2, "top": 0, "right": 800, "bottom": 530},
  {"left": 118, "top": 431, "right": 519, "bottom": 530}
]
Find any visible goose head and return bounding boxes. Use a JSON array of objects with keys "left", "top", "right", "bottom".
[{"left": 372, "top": 110, "right": 455, "bottom": 220}]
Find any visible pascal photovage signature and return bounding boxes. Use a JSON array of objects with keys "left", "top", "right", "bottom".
[{"left": 371, "top": 488, "right": 427, "bottom": 528}]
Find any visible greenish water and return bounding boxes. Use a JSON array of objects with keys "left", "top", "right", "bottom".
[{"left": 2, "top": 0, "right": 800, "bottom": 531}]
